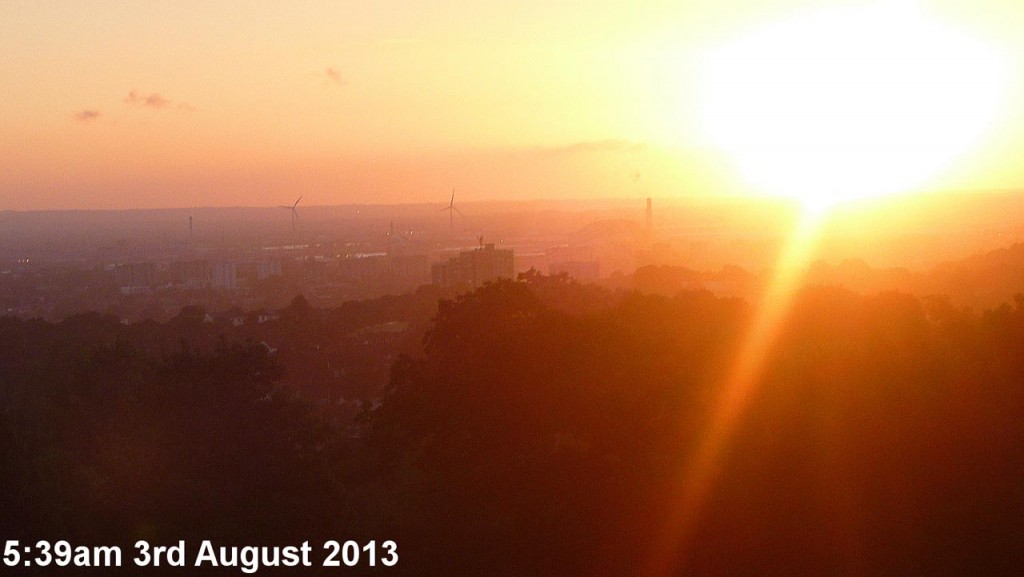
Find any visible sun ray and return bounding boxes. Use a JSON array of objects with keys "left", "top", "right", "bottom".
[
  {"left": 638, "top": 9, "right": 1010, "bottom": 568},
  {"left": 639, "top": 208, "right": 826, "bottom": 577}
]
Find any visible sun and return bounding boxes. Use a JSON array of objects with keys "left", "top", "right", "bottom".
[{"left": 696, "top": 2, "right": 1006, "bottom": 213}]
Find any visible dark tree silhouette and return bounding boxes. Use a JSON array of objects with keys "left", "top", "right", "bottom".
[{"left": 3, "top": 277, "right": 1024, "bottom": 576}]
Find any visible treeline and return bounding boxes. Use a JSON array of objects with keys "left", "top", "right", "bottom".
[{"left": 2, "top": 275, "right": 1023, "bottom": 575}]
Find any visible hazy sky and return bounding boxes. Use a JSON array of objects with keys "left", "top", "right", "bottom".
[{"left": 3, "top": 0, "right": 1023, "bottom": 210}]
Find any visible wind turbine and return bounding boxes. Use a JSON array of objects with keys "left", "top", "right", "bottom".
[
  {"left": 279, "top": 196, "right": 302, "bottom": 234},
  {"left": 439, "top": 188, "right": 463, "bottom": 235}
]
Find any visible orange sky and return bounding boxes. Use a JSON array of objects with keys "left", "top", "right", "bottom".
[{"left": 2, "top": 0, "right": 1023, "bottom": 210}]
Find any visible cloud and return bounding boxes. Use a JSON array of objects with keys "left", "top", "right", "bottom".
[
  {"left": 177, "top": 102, "right": 198, "bottom": 112},
  {"left": 124, "top": 90, "right": 173, "bottom": 109},
  {"left": 72, "top": 109, "right": 101, "bottom": 122},
  {"left": 325, "top": 67, "right": 346, "bottom": 86},
  {"left": 144, "top": 93, "right": 171, "bottom": 108}
]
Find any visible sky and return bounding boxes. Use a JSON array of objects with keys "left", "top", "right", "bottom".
[{"left": 2, "top": 0, "right": 1024, "bottom": 210}]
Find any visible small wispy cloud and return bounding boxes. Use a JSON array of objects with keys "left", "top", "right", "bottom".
[
  {"left": 72, "top": 109, "right": 101, "bottom": 123},
  {"left": 325, "top": 67, "right": 346, "bottom": 86},
  {"left": 177, "top": 102, "right": 198, "bottom": 112},
  {"left": 124, "top": 90, "right": 173, "bottom": 109}
]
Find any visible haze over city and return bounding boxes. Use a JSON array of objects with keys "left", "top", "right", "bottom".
[{"left": 5, "top": 2, "right": 1024, "bottom": 576}]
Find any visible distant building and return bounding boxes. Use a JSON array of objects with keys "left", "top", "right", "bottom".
[
  {"left": 351, "top": 321, "right": 411, "bottom": 347},
  {"left": 336, "top": 252, "right": 429, "bottom": 287},
  {"left": 114, "top": 262, "right": 156, "bottom": 293},
  {"left": 256, "top": 310, "right": 280, "bottom": 324},
  {"left": 389, "top": 254, "right": 429, "bottom": 285},
  {"left": 170, "top": 259, "right": 212, "bottom": 288},
  {"left": 236, "top": 259, "right": 282, "bottom": 287},
  {"left": 255, "top": 259, "right": 282, "bottom": 280},
  {"left": 432, "top": 243, "right": 514, "bottom": 288},
  {"left": 338, "top": 253, "right": 389, "bottom": 283},
  {"left": 303, "top": 257, "right": 330, "bottom": 284},
  {"left": 212, "top": 261, "right": 238, "bottom": 289}
]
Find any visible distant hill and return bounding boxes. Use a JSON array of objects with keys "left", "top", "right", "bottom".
[
  {"left": 922, "top": 243, "right": 1024, "bottom": 309},
  {"left": 627, "top": 241, "right": 1024, "bottom": 311},
  {"left": 806, "top": 242, "right": 1024, "bottom": 310}
]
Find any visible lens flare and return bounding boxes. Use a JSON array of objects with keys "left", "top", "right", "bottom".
[
  {"left": 641, "top": 8, "right": 1009, "bottom": 575},
  {"left": 639, "top": 210, "right": 826, "bottom": 576}
]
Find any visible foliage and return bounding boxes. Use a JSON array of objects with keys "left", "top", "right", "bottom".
[{"left": 3, "top": 278, "right": 1024, "bottom": 575}]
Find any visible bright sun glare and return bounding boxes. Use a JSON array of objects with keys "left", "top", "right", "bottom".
[
  {"left": 697, "top": 2, "right": 1006, "bottom": 213},
  {"left": 647, "top": 7, "right": 1009, "bottom": 572}
]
